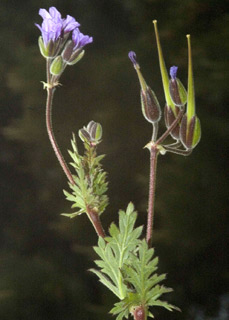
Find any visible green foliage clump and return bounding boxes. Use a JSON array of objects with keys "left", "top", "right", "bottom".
[
  {"left": 62, "top": 133, "right": 109, "bottom": 218},
  {"left": 91, "top": 203, "right": 179, "bottom": 319}
]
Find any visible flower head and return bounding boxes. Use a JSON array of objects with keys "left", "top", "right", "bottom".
[
  {"left": 35, "top": 7, "right": 80, "bottom": 49},
  {"left": 72, "top": 28, "right": 93, "bottom": 50}
]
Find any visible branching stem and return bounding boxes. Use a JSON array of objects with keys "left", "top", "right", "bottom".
[
  {"left": 156, "top": 108, "right": 184, "bottom": 145},
  {"left": 86, "top": 206, "right": 106, "bottom": 238}
]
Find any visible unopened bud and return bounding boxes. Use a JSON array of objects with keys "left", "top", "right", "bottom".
[
  {"left": 50, "top": 55, "right": 64, "bottom": 75},
  {"left": 87, "top": 121, "right": 102, "bottom": 141},
  {"left": 164, "top": 104, "right": 180, "bottom": 140},
  {"left": 62, "top": 40, "right": 85, "bottom": 65},
  {"left": 169, "top": 66, "right": 187, "bottom": 107},
  {"left": 78, "top": 128, "right": 91, "bottom": 143},
  {"left": 141, "top": 87, "right": 161, "bottom": 123},
  {"left": 79, "top": 121, "right": 102, "bottom": 145},
  {"left": 180, "top": 114, "right": 201, "bottom": 149}
]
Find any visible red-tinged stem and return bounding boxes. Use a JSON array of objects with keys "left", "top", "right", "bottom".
[
  {"left": 46, "top": 86, "right": 75, "bottom": 185},
  {"left": 132, "top": 305, "right": 147, "bottom": 320},
  {"left": 164, "top": 145, "right": 192, "bottom": 156},
  {"left": 146, "top": 144, "right": 159, "bottom": 247},
  {"left": 86, "top": 206, "right": 106, "bottom": 238},
  {"left": 45, "top": 59, "right": 106, "bottom": 238}
]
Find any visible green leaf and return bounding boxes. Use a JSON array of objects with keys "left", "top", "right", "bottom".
[{"left": 92, "top": 204, "right": 179, "bottom": 319}]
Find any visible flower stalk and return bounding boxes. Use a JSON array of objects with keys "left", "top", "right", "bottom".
[
  {"left": 146, "top": 145, "right": 159, "bottom": 246},
  {"left": 37, "top": 6, "right": 104, "bottom": 238}
]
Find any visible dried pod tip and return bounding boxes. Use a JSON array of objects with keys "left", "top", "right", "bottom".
[
  {"left": 128, "top": 51, "right": 139, "bottom": 67},
  {"left": 170, "top": 65, "right": 178, "bottom": 79}
]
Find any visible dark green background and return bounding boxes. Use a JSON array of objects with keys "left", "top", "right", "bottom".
[{"left": 0, "top": 0, "right": 228, "bottom": 319}]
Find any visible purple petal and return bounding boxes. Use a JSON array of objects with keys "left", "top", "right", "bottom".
[
  {"left": 170, "top": 66, "right": 178, "bottom": 79},
  {"left": 49, "top": 7, "right": 62, "bottom": 21},
  {"left": 39, "top": 8, "right": 51, "bottom": 20},
  {"left": 72, "top": 28, "right": 93, "bottom": 50},
  {"left": 38, "top": 19, "right": 62, "bottom": 46},
  {"left": 63, "top": 15, "right": 80, "bottom": 33}
]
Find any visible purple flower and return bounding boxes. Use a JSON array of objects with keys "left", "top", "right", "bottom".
[
  {"left": 170, "top": 66, "right": 178, "bottom": 79},
  {"left": 128, "top": 51, "right": 138, "bottom": 66},
  {"left": 72, "top": 28, "right": 93, "bottom": 50},
  {"left": 35, "top": 7, "right": 80, "bottom": 48}
]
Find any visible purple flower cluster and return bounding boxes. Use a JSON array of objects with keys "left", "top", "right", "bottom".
[{"left": 35, "top": 7, "right": 93, "bottom": 53}]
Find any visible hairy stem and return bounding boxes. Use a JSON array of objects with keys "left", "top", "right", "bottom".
[
  {"left": 45, "top": 59, "right": 105, "bottom": 238},
  {"left": 46, "top": 87, "right": 75, "bottom": 185},
  {"left": 146, "top": 145, "right": 159, "bottom": 247}
]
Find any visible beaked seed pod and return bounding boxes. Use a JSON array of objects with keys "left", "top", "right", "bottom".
[
  {"left": 141, "top": 87, "right": 161, "bottom": 123},
  {"left": 128, "top": 51, "right": 161, "bottom": 123},
  {"left": 169, "top": 66, "right": 187, "bottom": 107},
  {"left": 164, "top": 104, "right": 181, "bottom": 140},
  {"left": 180, "top": 114, "right": 201, "bottom": 149}
]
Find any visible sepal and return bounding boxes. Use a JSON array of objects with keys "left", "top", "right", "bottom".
[
  {"left": 180, "top": 114, "right": 201, "bottom": 149},
  {"left": 169, "top": 66, "right": 187, "bottom": 107},
  {"left": 141, "top": 87, "right": 161, "bottom": 123},
  {"left": 164, "top": 104, "right": 180, "bottom": 140},
  {"left": 38, "top": 36, "right": 61, "bottom": 58},
  {"left": 62, "top": 40, "right": 85, "bottom": 65},
  {"left": 79, "top": 121, "right": 102, "bottom": 145},
  {"left": 50, "top": 55, "right": 64, "bottom": 75}
]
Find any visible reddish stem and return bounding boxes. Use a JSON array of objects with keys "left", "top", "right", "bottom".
[
  {"left": 45, "top": 59, "right": 105, "bottom": 238},
  {"left": 86, "top": 206, "right": 106, "bottom": 238},
  {"left": 46, "top": 87, "right": 75, "bottom": 185},
  {"left": 146, "top": 145, "right": 159, "bottom": 247}
]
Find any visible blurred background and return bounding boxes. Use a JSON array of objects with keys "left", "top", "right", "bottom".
[{"left": 0, "top": 0, "right": 228, "bottom": 319}]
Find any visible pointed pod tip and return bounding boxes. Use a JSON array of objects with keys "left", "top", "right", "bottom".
[
  {"left": 153, "top": 20, "right": 157, "bottom": 24},
  {"left": 186, "top": 34, "right": 191, "bottom": 39}
]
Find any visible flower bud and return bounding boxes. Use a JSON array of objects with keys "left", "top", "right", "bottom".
[
  {"left": 78, "top": 121, "right": 102, "bottom": 145},
  {"left": 87, "top": 121, "right": 103, "bottom": 141},
  {"left": 61, "top": 40, "right": 85, "bottom": 65},
  {"left": 164, "top": 104, "right": 180, "bottom": 140},
  {"left": 141, "top": 87, "right": 161, "bottom": 123},
  {"left": 78, "top": 128, "right": 91, "bottom": 143},
  {"left": 169, "top": 66, "right": 187, "bottom": 107},
  {"left": 180, "top": 114, "right": 201, "bottom": 149},
  {"left": 50, "top": 55, "right": 64, "bottom": 75}
]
